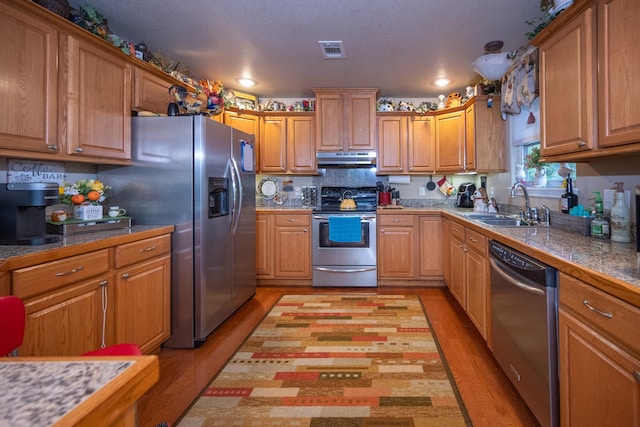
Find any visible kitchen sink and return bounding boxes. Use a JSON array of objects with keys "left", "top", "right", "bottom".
[
  {"left": 474, "top": 218, "right": 529, "bottom": 227},
  {"left": 460, "top": 213, "right": 534, "bottom": 227}
]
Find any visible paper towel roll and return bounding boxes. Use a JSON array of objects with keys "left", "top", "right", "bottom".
[{"left": 388, "top": 175, "right": 411, "bottom": 185}]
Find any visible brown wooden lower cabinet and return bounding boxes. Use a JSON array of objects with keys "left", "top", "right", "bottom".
[
  {"left": 447, "top": 219, "right": 488, "bottom": 339},
  {"left": 558, "top": 272, "right": 640, "bottom": 426},
  {"left": 9, "top": 231, "right": 172, "bottom": 357},
  {"left": 378, "top": 214, "right": 416, "bottom": 279},
  {"left": 256, "top": 211, "right": 311, "bottom": 285},
  {"left": 377, "top": 213, "right": 443, "bottom": 285}
]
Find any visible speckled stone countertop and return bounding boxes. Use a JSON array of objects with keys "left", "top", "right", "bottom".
[
  {"left": 0, "top": 225, "right": 172, "bottom": 262},
  {"left": 0, "top": 360, "right": 132, "bottom": 426}
]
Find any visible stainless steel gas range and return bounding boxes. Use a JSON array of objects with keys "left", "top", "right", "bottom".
[{"left": 312, "top": 186, "right": 377, "bottom": 287}]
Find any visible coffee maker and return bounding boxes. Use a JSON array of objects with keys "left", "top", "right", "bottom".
[
  {"left": 456, "top": 182, "right": 477, "bottom": 208},
  {"left": 0, "top": 183, "right": 61, "bottom": 245}
]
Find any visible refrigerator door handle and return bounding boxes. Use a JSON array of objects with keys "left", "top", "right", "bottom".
[{"left": 229, "top": 157, "right": 242, "bottom": 235}]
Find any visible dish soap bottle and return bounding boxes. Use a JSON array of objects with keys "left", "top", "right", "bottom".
[
  {"left": 590, "top": 192, "right": 609, "bottom": 239},
  {"left": 561, "top": 174, "right": 578, "bottom": 214},
  {"left": 610, "top": 182, "right": 631, "bottom": 242}
]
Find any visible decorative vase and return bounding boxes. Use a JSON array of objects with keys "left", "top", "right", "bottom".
[
  {"left": 534, "top": 167, "right": 547, "bottom": 188},
  {"left": 516, "top": 164, "right": 526, "bottom": 182}
]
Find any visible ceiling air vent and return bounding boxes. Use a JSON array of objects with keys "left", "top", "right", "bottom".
[{"left": 318, "top": 41, "right": 346, "bottom": 59}]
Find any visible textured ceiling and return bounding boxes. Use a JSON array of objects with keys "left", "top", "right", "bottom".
[{"left": 68, "top": 0, "right": 545, "bottom": 99}]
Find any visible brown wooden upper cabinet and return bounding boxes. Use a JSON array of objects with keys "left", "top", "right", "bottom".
[
  {"left": 59, "top": 33, "right": 132, "bottom": 161},
  {"left": 260, "top": 114, "right": 316, "bottom": 174},
  {"left": 314, "top": 89, "right": 378, "bottom": 152},
  {"left": 0, "top": 1, "right": 59, "bottom": 154},
  {"left": 532, "top": 0, "right": 640, "bottom": 161},
  {"left": 132, "top": 66, "right": 187, "bottom": 115},
  {"left": 435, "top": 109, "right": 467, "bottom": 172},
  {"left": 468, "top": 96, "right": 506, "bottom": 172},
  {"left": 377, "top": 115, "right": 435, "bottom": 174}
]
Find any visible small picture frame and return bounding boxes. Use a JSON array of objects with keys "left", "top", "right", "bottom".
[{"left": 233, "top": 90, "right": 257, "bottom": 111}]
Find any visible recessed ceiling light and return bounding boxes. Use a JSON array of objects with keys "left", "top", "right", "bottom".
[
  {"left": 236, "top": 77, "right": 256, "bottom": 87},
  {"left": 434, "top": 78, "right": 451, "bottom": 87}
]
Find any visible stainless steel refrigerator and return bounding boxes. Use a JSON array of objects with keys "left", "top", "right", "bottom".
[{"left": 98, "top": 115, "right": 256, "bottom": 348}]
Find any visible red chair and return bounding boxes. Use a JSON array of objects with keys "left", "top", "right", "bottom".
[
  {"left": 0, "top": 296, "right": 26, "bottom": 357},
  {"left": 0, "top": 295, "right": 142, "bottom": 357}
]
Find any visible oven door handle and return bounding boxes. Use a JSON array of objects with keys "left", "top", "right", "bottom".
[
  {"left": 313, "top": 266, "right": 377, "bottom": 273},
  {"left": 490, "top": 258, "right": 545, "bottom": 296},
  {"left": 312, "top": 215, "right": 376, "bottom": 221}
]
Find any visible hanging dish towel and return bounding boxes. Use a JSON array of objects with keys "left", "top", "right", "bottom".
[{"left": 328, "top": 216, "right": 362, "bottom": 243}]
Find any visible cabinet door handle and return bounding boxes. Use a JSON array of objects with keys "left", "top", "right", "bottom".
[
  {"left": 634, "top": 371, "right": 640, "bottom": 383},
  {"left": 100, "top": 280, "right": 108, "bottom": 349},
  {"left": 121, "top": 273, "right": 130, "bottom": 279},
  {"left": 583, "top": 299, "right": 613, "bottom": 319},
  {"left": 74, "top": 147, "right": 84, "bottom": 152},
  {"left": 55, "top": 266, "right": 84, "bottom": 276},
  {"left": 139, "top": 245, "right": 157, "bottom": 253},
  {"left": 578, "top": 140, "right": 587, "bottom": 147},
  {"left": 304, "top": 228, "right": 308, "bottom": 232},
  {"left": 47, "top": 145, "right": 59, "bottom": 151}
]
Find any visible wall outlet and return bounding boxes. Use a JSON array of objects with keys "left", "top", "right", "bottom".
[
  {"left": 294, "top": 186, "right": 302, "bottom": 196},
  {"left": 419, "top": 187, "right": 426, "bottom": 196}
]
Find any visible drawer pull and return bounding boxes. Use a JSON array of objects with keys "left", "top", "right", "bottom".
[
  {"left": 287, "top": 219, "right": 298, "bottom": 222},
  {"left": 139, "top": 245, "right": 157, "bottom": 253},
  {"left": 578, "top": 140, "right": 587, "bottom": 147},
  {"left": 469, "top": 237, "right": 478, "bottom": 243},
  {"left": 55, "top": 266, "right": 84, "bottom": 276},
  {"left": 47, "top": 144, "right": 59, "bottom": 151},
  {"left": 634, "top": 371, "right": 640, "bottom": 383},
  {"left": 121, "top": 273, "right": 130, "bottom": 279},
  {"left": 583, "top": 299, "right": 613, "bottom": 319}
]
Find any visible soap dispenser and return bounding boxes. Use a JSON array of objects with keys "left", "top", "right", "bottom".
[
  {"left": 610, "top": 182, "right": 631, "bottom": 243},
  {"left": 590, "top": 192, "right": 609, "bottom": 239}
]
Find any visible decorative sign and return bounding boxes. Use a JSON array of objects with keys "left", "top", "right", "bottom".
[{"left": 7, "top": 159, "right": 66, "bottom": 184}]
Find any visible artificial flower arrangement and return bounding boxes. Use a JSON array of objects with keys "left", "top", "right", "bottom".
[
  {"left": 59, "top": 179, "right": 111, "bottom": 205},
  {"left": 524, "top": 146, "right": 545, "bottom": 170}
]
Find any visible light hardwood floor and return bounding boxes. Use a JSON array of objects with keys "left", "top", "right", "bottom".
[{"left": 137, "top": 286, "right": 540, "bottom": 427}]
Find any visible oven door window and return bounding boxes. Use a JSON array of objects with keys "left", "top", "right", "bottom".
[{"left": 318, "top": 221, "right": 370, "bottom": 248}]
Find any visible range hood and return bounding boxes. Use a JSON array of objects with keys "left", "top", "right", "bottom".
[{"left": 316, "top": 151, "right": 376, "bottom": 167}]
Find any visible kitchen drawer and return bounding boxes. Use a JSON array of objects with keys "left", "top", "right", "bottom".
[
  {"left": 274, "top": 214, "right": 310, "bottom": 226},
  {"left": 13, "top": 250, "right": 110, "bottom": 299},
  {"left": 465, "top": 228, "right": 487, "bottom": 255},
  {"left": 449, "top": 220, "right": 466, "bottom": 241},
  {"left": 114, "top": 234, "right": 171, "bottom": 269},
  {"left": 378, "top": 215, "right": 414, "bottom": 227},
  {"left": 559, "top": 273, "right": 640, "bottom": 356}
]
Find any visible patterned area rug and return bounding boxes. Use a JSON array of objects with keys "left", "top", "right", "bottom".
[{"left": 178, "top": 294, "right": 471, "bottom": 427}]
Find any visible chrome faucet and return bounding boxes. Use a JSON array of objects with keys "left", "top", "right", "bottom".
[{"left": 511, "top": 182, "right": 531, "bottom": 221}]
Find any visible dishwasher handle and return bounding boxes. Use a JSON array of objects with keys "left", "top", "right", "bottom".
[{"left": 490, "top": 257, "right": 545, "bottom": 296}]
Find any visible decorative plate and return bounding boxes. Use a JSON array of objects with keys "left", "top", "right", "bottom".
[
  {"left": 273, "top": 191, "right": 288, "bottom": 205},
  {"left": 257, "top": 177, "right": 279, "bottom": 199}
]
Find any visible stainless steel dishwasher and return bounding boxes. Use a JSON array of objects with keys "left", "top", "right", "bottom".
[{"left": 489, "top": 240, "right": 559, "bottom": 427}]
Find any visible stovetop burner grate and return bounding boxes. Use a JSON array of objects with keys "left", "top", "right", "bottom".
[{"left": 314, "top": 186, "right": 378, "bottom": 213}]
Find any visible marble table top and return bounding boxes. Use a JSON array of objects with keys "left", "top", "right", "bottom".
[{"left": 0, "top": 360, "right": 133, "bottom": 426}]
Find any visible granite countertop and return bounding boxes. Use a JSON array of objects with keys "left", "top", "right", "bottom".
[
  {"left": 0, "top": 360, "right": 133, "bottom": 426},
  {"left": 0, "top": 225, "right": 173, "bottom": 265}
]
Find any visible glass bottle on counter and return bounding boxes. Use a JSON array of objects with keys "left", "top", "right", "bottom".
[
  {"left": 590, "top": 192, "right": 609, "bottom": 239},
  {"left": 560, "top": 174, "right": 578, "bottom": 214}
]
